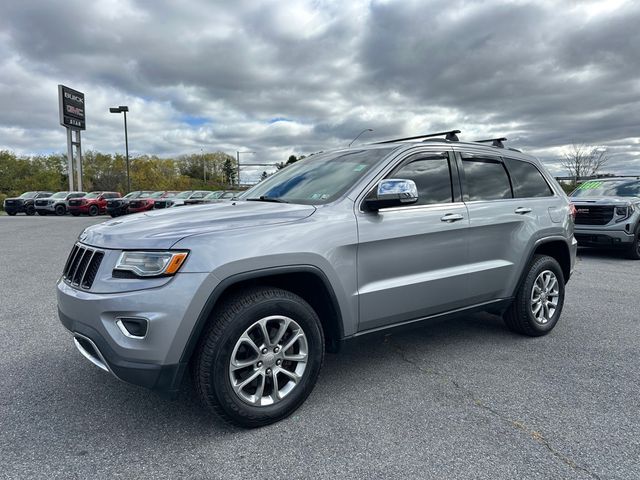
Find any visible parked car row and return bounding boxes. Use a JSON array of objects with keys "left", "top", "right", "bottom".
[{"left": 3, "top": 189, "right": 241, "bottom": 217}]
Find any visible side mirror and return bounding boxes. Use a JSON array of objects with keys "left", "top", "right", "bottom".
[{"left": 364, "top": 179, "right": 418, "bottom": 211}]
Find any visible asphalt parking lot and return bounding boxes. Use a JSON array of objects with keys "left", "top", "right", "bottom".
[{"left": 1, "top": 216, "right": 638, "bottom": 479}]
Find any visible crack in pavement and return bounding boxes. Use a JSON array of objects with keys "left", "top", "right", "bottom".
[{"left": 384, "top": 336, "right": 602, "bottom": 480}]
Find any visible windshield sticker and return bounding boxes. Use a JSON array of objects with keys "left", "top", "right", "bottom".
[
  {"left": 353, "top": 164, "right": 367, "bottom": 172},
  {"left": 577, "top": 181, "right": 603, "bottom": 190}
]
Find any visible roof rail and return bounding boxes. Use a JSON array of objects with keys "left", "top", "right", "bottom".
[
  {"left": 375, "top": 129, "right": 461, "bottom": 144},
  {"left": 475, "top": 137, "right": 507, "bottom": 148}
]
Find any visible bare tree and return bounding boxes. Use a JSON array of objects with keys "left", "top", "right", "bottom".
[{"left": 561, "top": 144, "right": 608, "bottom": 180}]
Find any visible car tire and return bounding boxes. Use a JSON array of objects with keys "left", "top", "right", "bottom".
[
  {"left": 37, "top": 211, "right": 47, "bottom": 216},
  {"left": 193, "top": 286, "right": 324, "bottom": 428},
  {"left": 88, "top": 205, "right": 99, "bottom": 216},
  {"left": 25, "top": 205, "right": 35, "bottom": 216},
  {"left": 55, "top": 205, "right": 66, "bottom": 216},
  {"left": 626, "top": 225, "right": 640, "bottom": 260},
  {"left": 503, "top": 254, "right": 565, "bottom": 337}
]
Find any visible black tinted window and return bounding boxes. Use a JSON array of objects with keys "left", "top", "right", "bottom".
[
  {"left": 462, "top": 157, "right": 512, "bottom": 201},
  {"left": 505, "top": 158, "right": 553, "bottom": 198},
  {"left": 391, "top": 154, "right": 453, "bottom": 205}
]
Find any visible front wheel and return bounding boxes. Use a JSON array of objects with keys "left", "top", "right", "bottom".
[
  {"left": 55, "top": 204, "right": 66, "bottom": 216},
  {"left": 25, "top": 205, "right": 35, "bottom": 216},
  {"left": 627, "top": 225, "right": 640, "bottom": 260},
  {"left": 88, "top": 205, "right": 99, "bottom": 216},
  {"left": 193, "top": 287, "right": 324, "bottom": 428},
  {"left": 503, "top": 255, "right": 565, "bottom": 337}
]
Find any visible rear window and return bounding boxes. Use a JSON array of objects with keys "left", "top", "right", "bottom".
[
  {"left": 504, "top": 158, "right": 553, "bottom": 198},
  {"left": 462, "top": 157, "right": 512, "bottom": 201}
]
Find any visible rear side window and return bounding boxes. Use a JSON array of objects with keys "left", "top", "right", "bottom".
[
  {"left": 389, "top": 153, "right": 453, "bottom": 205},
  {"left": 505, "top": 158, "right": 553, "bottom": 198},
  {"left": 462, "top": 156, "right": 512, "bottom": 201}
]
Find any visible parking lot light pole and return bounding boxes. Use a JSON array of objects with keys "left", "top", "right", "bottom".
[{"left": 109, "top": 106, "right": 130, "bottom": 192}]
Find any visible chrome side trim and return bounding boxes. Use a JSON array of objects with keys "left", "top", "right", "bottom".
[{"left": 72, "top": 332, "right": 110, "bottom": 373}]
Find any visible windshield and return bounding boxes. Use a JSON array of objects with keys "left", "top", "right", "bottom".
[
  {"left": 85, "top": 192, "right": 100, "bottom": 199},
  {"left": 242, "top": 148, "right": 394, "bottom": 205},
  {"left": 51, "top": 192, "right": 68, "bottom": 199},
  {"left": 138, "top": 191, "right": 155, "bottom": 198},
  {"left": 176, "top": 191, "right": 193, "bottom": 199},
  {"left": 205, "top": 191, "right": 224, "bottom": 199},
  {"left": 124, "top": 191, "right": 141, "bottom": 199},
  {"left": 164, "top": 192, "right": 178, "bottom": 198},
  {"left": 19, "top": 192, "right": 37, "bottom": 199},
  {"left": 571, "top": 180, "right": 640, "bottom": 198},
  {"left": 150, "top": 191, "right": 165, "bottom": 198},
  {"left": 221, "top": 192, "right": 236, "bottom": 199}
]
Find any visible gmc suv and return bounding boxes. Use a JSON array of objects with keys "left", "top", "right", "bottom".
[
  {"left": 35, "top": 191, "right": 87, "bottom": 216},
  {"left": 4, "top": 191, "right": 53, "bottom": 215},
  {"left": 57, "top": 131, "right": 577, "bottom": 427},
  {"left": 570, "top": 177, "right": 640, "bottom": 259}
]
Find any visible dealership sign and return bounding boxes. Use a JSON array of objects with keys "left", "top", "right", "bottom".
[{"left": 58, "top": 85, "right": 86, "bottom": 130}]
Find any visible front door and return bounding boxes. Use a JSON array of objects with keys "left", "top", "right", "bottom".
[{"left": 356, "top": 150, "right": 470, "bottom": 332}]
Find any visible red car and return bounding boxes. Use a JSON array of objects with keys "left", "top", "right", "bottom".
[
  {"left": 68, "top": 191, "right": 121, "bottom": 216},
  {"left": 127, "top": 191, "right": 179, "bottom": 214}
]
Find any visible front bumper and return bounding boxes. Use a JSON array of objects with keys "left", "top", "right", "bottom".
[
  {"left": 574, "top": 227, "right": 635, "bottom": 247},
  {"left": 35, "top": 203, "right": 57, "bottom": 212},
  {"left": 57, "top": 271, "right": 212, "bottom": 393}
]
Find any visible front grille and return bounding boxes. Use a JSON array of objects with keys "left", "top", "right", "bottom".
[
  {"left": 129, "top": 201, "right": 143, "bottom": 208},
  {"left": 154, "top": 201, "right": 167, "bottom": 209},
  {"left": 69, "top": 200, "right": 81, "bottom": 206},
  {"left": 62, "top": 244, "right": 104, "bottom": 289},
  {"left": 5, "top": 200, "right": 15, "bottom": 205},
  {"left": 574, "top": 205, "right": 614, "bottom": 225}
]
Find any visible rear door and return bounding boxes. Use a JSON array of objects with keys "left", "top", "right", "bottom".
[
  {"left": 356, "top": 149, "right": 470, "bottom": 331},
  {"left": 457, "top": 150, "right": 555, "bottom": 302}
]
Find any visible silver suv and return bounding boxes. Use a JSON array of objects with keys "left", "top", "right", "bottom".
[
  {"left": 57, "top": 131, "right": 577, "bottom": 427},
  {"left": 570, "top": 177, "right": 640, "bottom": 259}
]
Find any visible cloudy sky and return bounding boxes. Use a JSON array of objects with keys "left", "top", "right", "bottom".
[{"left": 1, "top": 0, "right": 639, "bottom": 182}]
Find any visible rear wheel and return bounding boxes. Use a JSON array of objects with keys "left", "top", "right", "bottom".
[
  {"left": 193, "top": 287, "right": 324, "bottom": 428},
  {"left": 88, "top": 205, "right": 99, "bottom": 216},
  {"left": 25, "top": 205, "right": 35, "bottom": 216},
  {"left": 55, "top": 204, "right": 66, "bottom": 216},
  {"left": 504, "top": 255, "right": 565, "bottom": 336},
  {"left": 626, "top": 225, "right": 640, "bottom": 260}
]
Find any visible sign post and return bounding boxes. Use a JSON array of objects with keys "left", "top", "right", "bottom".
[{"left": 58, "top": 85, "right": 86, "bottom": 191}]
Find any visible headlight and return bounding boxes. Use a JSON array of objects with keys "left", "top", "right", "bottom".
[
  {"left": 114, "top": 251, "right": 188, "bottom": 277},
  {"left": 615, "top": 206, "right": 631, "bottom": 222}
]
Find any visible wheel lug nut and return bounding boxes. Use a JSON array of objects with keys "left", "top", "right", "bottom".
[
  {"left": 261, "top": 348, "right": 268, "bottom": 354},
  {"left": 266, "top": 368, "right": 272, "bottom": 375},
  {"left": 257, "top": 361, "right": 263, "bottom": 367},
  {"left": 274, "top": 347, "right": 279, "bottom": 353},
  {"left": 276, "top": 359, "right": 281, "bottom": 366}
]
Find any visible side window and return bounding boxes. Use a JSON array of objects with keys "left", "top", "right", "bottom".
[
  {"left": 462, "top": 156, "right": 512, "bottom": 201},
  {"left": 504, "top": 158, "right": 553, "bottom": 198},
  {"left": 388, "top": 153, "right": 453, "bottom": 205},
  {"left": 192, "top": 192, "right": 206, "bottom": 199}
]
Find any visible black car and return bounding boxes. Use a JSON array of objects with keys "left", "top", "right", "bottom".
[
  {"left": 4, "top": 191, "right": 54, "bottom": 216},
  {"left": 106, "top": 191, "right": 155, "bottom": 217}
]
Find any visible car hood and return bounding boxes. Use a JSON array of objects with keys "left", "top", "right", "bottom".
[
  {"left": 571, "top": 196, "right": 640, "bottom": 206},
  {"left": 81, "top": 201, "right": 316, "bottom": 249}
]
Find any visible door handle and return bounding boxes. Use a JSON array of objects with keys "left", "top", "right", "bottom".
[
  {"left": 514, "top": 207, "right": 532, "bottom": 215},
  {"left": 440, "top": 213, "right": 464, "bottom": 222}
]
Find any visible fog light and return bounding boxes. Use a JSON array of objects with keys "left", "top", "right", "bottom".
[{"left": 116, "top": 317, "right": 148, "bottom": 338}]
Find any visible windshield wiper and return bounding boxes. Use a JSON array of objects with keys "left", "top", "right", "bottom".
[{"left": 246, "top": 196, "right": 289, "bottom": 203}]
